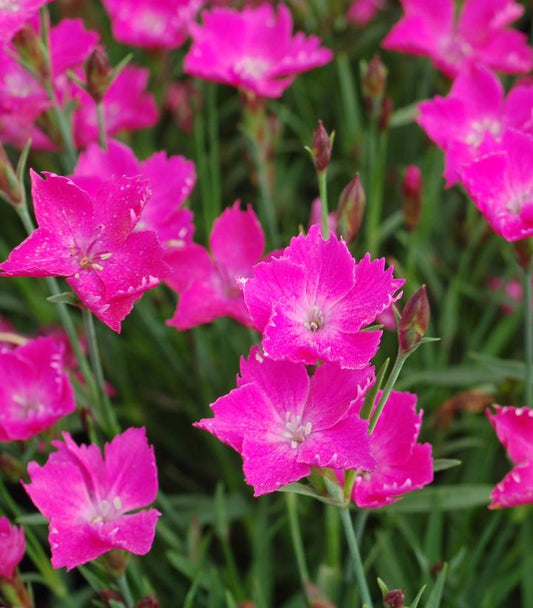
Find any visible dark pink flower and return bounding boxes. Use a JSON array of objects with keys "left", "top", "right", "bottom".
[
  {"left": 184, "top": 4, "right": 333, "bottom": 98},
  {"left": 195, "top": 346, "right": 374, "bottom": 496},
  {"left": 101, "top": 0, "right": 204, "bottom": 49},
  {"left": 243, "top": 225, "right": 403, "bottom": 369},
  {"left": 487, "top": 405, "right": 533, "bottom": 508},
  {"left": 0, "top": 0, "right": 51, "bottom": 44},
  {"left": 382, "top": 0, "right": 533, "bottom": 78},
  {"left": 0, "top": 517, "right": 25, "bottom": 581},
  {"left": 72, "top": 139, "right": 196, "bottom": 250},
  {"left": 308, "top": 197, "right": 338, "bottom": 236},
  {"left": 0, "top": 336, "right": 75, "bottom": 442},
  {"left": 0, "top": 172, "right": 168, "bottom": 332},
  {"left": 417, "top": 65, "right": 533, "bottom": 186},
  {"left": 347, "top": 0, "right": 385, "bottom": 27},
  {"left": 23, "top": 428, "right": 160, "bottom": 570},
  {"left": 350, "top": 391, "right": 433, "bottom": 508},
  {"left": 166, "top": 202, "right": 265, "bottom": 329},
  {"left": 459, "top": 130, "right": 533, "bottom": 241},
  {"left": 72, "top": 66, "right": 159, "bottom": 148}
]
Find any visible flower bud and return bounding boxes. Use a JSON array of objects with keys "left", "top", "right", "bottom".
[
  {"left": 337, "top": 173, "right": 366, "bottom": 245},
  {"left": 362, "top": 54, "right": 387, "bottom": 105},
  {"left": 0, "top": 146, "right": 23, "bottom": 207},
  {"left": 384, "top": 589, "right": 405, "bottom": 608},
  {"left": 85, "top": 47, "right": 112, "bottom": 104},
  {"left": 135, "top": 597, "right": 160, "bottom": 608},
  {"left": 0, "top": 517, "right": 25, "bottom": 581},
  {"left": 12, "top": 24, "right": 48, "bottom": 80},
  {"left": 398, "top": 285, "right": 430, "bottom": 354},
  {"left": 378, "top": 96, "right": 393, "bottom": 131},
  {"left": 402, "top": 165, "right": 422, "bottom": 231},
  {"left": 311, "top": 120, "right": 333, "bottom": 173},
  {"left": 100, "top": 590, "right": 124, "bottom": 607}
]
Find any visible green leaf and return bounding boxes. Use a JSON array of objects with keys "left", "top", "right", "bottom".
[
  {"left": 384, "top": 485, "right": 492, "bottom": 513},
  {"left": 409, "top": 585, "right": 426, "bottom": 608},
  {"left": 433, "top": 458, "right": 462, "bottom": 472},
  {"left": 425, "top": 563, "right": 448, "bottom": 608}
]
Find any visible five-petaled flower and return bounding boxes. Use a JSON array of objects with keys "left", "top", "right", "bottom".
[{"left": 23, "top": 427, "right": 160, "bottom": 570}]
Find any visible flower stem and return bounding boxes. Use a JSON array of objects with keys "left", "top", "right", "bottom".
[
  {"left": 339, "top": 507, "right": 373, "bottom": 608},
  {"left": 524, "top": 261, "right": 533, "bottom": 407},
  {"left": 286, "top": 493, "right": 311, "bottom": 595},
  {"left": 368, "top": 350, "right": 407, "bottom": 434},
  {"left": 96, "top": 102, "right": 107, "bottom": 151},
  {"left": 82, "top": 307, "right": 120, "bottom": 437},
  {"left": 117, "top": 574, "right": 135, "bottom": 608},
  {"left": 318, "top": 170, "right": 330, "bottom": 240}
]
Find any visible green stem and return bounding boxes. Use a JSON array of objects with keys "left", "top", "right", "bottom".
[
  {"left": 117, "top": 574, "right": 135, "bottom": 608},
  {"left": 318, "top": 170, "right": 329, "bottom": 240},
  {"left": 96, "top": 103, "right": 107, "bottom": 151},
  {"left": 82, "top": 307, "right": 120, "bottom": 437},
  {"left": 368, "top": 351, "right": 407, "bottom": 434},
  {"left": 525, "top": 261, "right": 533, "bottom": 407},
  {"left": 207, "top": 84, "right": 222, "bottom": 220},
  {"left": 339, "top": 507, "right": 373, "bottom": 608},
  {"left": 366, "top": 130, "right": 388, "bottom": 257},
  {"left": 286, "top": 493, "right": 311, "bottom": 594}
]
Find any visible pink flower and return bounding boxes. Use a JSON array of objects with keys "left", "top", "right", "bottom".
[
  {"left": 349, "top": 391, "right": 433, "bottom": 508},
  {"left": 487, "top": 405, "right": 533, "bottom": 508},
  {"left": 417, "top": 65, "right": 533, "bottom": 186},
  {"left": 347, "top": 0, "right": 385, "bottom": 27},
  {"left": 101, "top": 0, "right": 204, "bottom": 49},
  {"left": 0, "top": 336, "right": 76, "bottom": 442},
  {"left": 459, "top": 129, "right": 533, "bottom": 242},
  {"left": 0, "top": 517, "right": 25, "bottom": 581},
  {"left": 184, "top": 4, "right": 333, "bottom": 98},
  {"left": 72, "top": 66, "right": 159, "bottom": 148},
  {"left": 243, "top": 225, "right": 403, "bottom": 369},
  {"left": 308, "top": 197, "right": 338, "bottom": 236},
  {"left": 195, "top": 346, "right": 375, "bottom": 496},
  {"left": 382, "top": 0, "right": 533, "bottom": 79},
  {"left": 166, "top": 202, "right": 265, "bottom": 329},
  {"left": 0, "top": 0, "right": 51, "bottom": 44},
  {"left": 488, "top": 276, "right": 524, "bottom": 315},
  {"left": 72, "top": 139, "right": 196, "bottom": 250},
  {"left": 23, "top": 428, "right": 160, "bottom": 570},
  {"left": 0, "top": 171, "right": 168, "bottom": 332}
]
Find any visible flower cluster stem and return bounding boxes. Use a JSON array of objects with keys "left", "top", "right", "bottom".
[
  {"left": 285, "top": 493, "right": 311, "bottom": 597},
  {"left": 318, "top": 170, "right": 330, "bottom": 240},
  {"left": 339, "top": 507, "right": 373, "bottom": 608},
  {"left": 524, "top": 260, "right": 533, "bottom": 407}
]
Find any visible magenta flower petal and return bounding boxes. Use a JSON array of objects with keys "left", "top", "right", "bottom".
[
  {"left": 50, "top": 18, "right": 99, "bottom": 75},
  {"left": 489, "top": 462, "right": 533, "bottom": 509},
  {"left": 24, "top": 428, "right": 160, "bottom": 570},
  {"left": 487, "top": 405, "right": 533, "bottom": 468},
  {"left": 0, "top": 517, "right": 26, "bottom": 580},
  {"left": 0, "top": 0, "right": 52, "bottom": 44}
]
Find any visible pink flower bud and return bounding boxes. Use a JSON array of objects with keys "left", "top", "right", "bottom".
[
  {"left": 402, "top": 165, "right": 422, "bottom": 231},
  {"left": 85, "top": 47, "right": 112, "bottom": 104},
  {"left": 135, "top": 597, "right": 160, "bottom": 608},
  {"left": 0, "top": 146, "right": 23, "bottom": 207},
  {"left": 0, "top": 518, "right": 25, "bottom": 581},
  {"left": 12, "top": 24, "right": 48, "bottom": 80},
  {"left": 337, "top": 173, "right": 366, "bottom": 244},
  {"left": 362, "top": 54, "right": 387, "bottom": 104},
  {"left": 311, "top": 120, "right": 333, "bottom": 173},
  {"left": 399, "top": 285, "right": 430, "bottom": 354},
  {"left": 384, "top": 589, "right": 405, "bottom": 608}
]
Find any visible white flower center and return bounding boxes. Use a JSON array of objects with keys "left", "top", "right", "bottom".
[
  {"left": 0, "top": 0, "right": 20, "bottom": 12},
  {"left": 465, "top": 118, "right": 501, "bottom": 147},
  {"left": 304, "top": 305, "right": 325, "bottom": 332},
  {"left": 234, "top": 57, "right": 269, "bottom": 79},
  {"left": 89, "top": 496, "right": 123, "bottom": 525},
  {"left": 283, "top": 412, "right": 312, "bottom": 449}
]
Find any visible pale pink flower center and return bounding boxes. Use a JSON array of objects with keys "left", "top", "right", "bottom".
[
  {"left": 0, "top": 0, "right": 20, "bottom": 12},
  {"left": 304, "top": 305, "right": 326, "bottom": 332},
  {"left": 465, "top": 118, "right": 501, "bottom": 147},
  {"left": 12, "top": 392, "right": 44, "bottom": 417},
  {"left": 88, "top": 496, "right": 123, "bottom": 525},
  {"left": 235, "top": 57, "right": 269, "bottom": 80},
  {"left": 441, "top": 34, "right": 472, "bottom": 66},
  {"left": 72, "top": 233, "right": 113, "bottom": 272},
  {"left": 283, "top": 412, "right": 312, "bottom": 449},
  {"left": 138, "top": 10, "right": 167, "bottom": 36},
  {"left": 507, "top": 189, "right": 533, "bottom": 214}
]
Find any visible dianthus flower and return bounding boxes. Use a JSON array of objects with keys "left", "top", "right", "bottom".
[
  {"left": 417, "top": 65, "right": 533, "bottom": 186},
  {"left": 459, "top": 129, "right": 533, "bottom": 242},
  {"left": 382, "top": 0, "right": 533, "bottom": 78},
  {"left": 184, "top": 3, "right": 333, "bottom": 98},
  {"left": 195, "top": 346, "right": 375, "bottom": 496},
  {"left": 0, "top": 171, "right": 168, "bottom": 331},
  {"left": 166, "top": 202, "right": 265, "bottom": 329},
  {"left": 0, "top": 517, "right": 25, "bottom": 581},
  {"left": 348, "top": 391, "right": 433, "bottom": 508},
  {"left": 0, "top": 336, "right": 76, "bottom": 441},
  {"left": 24, "top": 428, "right": 160, "bottom": 570},
  {"left": 347, "top": 0, "right": 385, "bottom": 27},
  {"left": 0, "top": 0, "right": 51, "bottom": 44},
  {"left": 72, "top": 139, "right": 196, "bottom": 251},
  {"left": 242, "top": 225, "right": 403, "bottom": 369},
  {"left": 487, "top": 405, "right": 533, "bottom": 508},
  {"left": 72, "top": 66, "right": 159, "bottom": 148},
  {"left": 101, "top": 0, "right": 204, "bottom": 50}
]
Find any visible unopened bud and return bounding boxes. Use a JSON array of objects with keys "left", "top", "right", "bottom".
[
  {"left": 399, "top": 285, "right": 430, "bottom": 354},
  {"left": 311, "top": 120, "right": 333, "bottom": 173},
  {"left": 0, "top": 146, "right": 23, "bottom": 207},
  {"left": 85, "top": 47, "right": 112, "bottom": 103},
  {"left": 99, "top": 590, "right": 124, "bottom": 607},
  {"left": 237, "top": 602, "right": 256, "bottom": 608},
  {"left": 402, "top": 165, "right": 422, "bottom": 231},
  {"left": 362, "top": 54, "right": 387, "bottom": 105},
  {"left": 135, "top": 597, "right": 160, "bottom": 608},
  {"left": 337, "top": 173, "right": 366, "bottom": 244},
  {"left": 378, "top": 96, "right": 393, "bottom": 131},
  {"left": 384, "top": 589, "right": 405, "bottom": 608},
  {"left": 12, "top": 24, "right": 48, "bottom": 79}
]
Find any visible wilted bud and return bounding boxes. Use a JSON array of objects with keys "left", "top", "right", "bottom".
[
  {"left": 311, "top": 120, "right": 333, "bottom": 173},
  {"left": 383, "top": 589, "right": 405, "bottom": 608},
  {"left": 378, "top": 96, "right": 393, "bottom": 131},
  {"left": 85, "top": 47, "right": 112, "bottom": 103},
  {"left": 402, "top": 165, "right": 422, "bottom": 231},
  {"left": 337, "top": 173, "right": 366, "bottom": 244},
  {"left": 12, "top": 24, "right": 48, "bottom": 80},
  {"left": 0, "top": 146, "right": 23, "bottom": 207},
  {"left": 362, "top": 54, "right": 387, "bottom": 105},
  {"left": 398, "top": 285, "right": 430, "bottom": 354},
  {"left": 135, "top": 597, "right": 160, "bottom": 608},
  {"left": 100, "top": 590, "right": 124, "bottom": 607}
]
